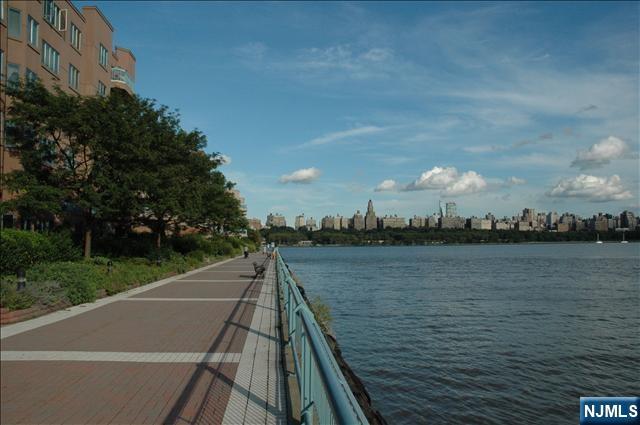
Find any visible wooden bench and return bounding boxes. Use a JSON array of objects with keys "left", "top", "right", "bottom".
[{"left": 253, "top": 262, "right": 266, "bottom": 278}]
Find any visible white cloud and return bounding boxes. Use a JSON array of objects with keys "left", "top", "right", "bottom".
[
  {"left": 547, "top": 174, "right": 633, "bottom": 202},
  {"left": 301, "top": 125, "right": 386, "bottom": 148},
  {"left": 405, "top": 166, "right": 459, "bottom": 191},
  {"left": 279, "top": 167, "right": 321, "bottom": 184},
  {"left": 380, "top": 166, "right": 489, "bottom": 196},
  {"left": 443, "top": 171, "right": 488, "bottom": 196},
  {"left": 506, "top": 176, "right": 526, "bottom": 185},
  {"left": 571, "top": 136, "right": 630, "bottom": 170},
  {"left": 374, "top": 179, "right": 400, "bottom": 192}
]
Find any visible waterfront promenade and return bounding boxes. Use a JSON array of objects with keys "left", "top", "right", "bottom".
[{"left": 0, "top": 254, "right": 286, "bottom": 424}]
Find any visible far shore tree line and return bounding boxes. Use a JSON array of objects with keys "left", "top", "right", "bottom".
[
  {"left": 261, "top": 227, "right": 639, "bottom": 246},
  {"left": 1, "top": 80, "right": 248, "bottom": 258}
]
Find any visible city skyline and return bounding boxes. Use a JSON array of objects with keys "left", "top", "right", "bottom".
[
  {"left": 81, "top": 2, "right": 639, "bottom": 221},
  {"left": 254, "top": 198, "right": 637, "bottom": 233}
]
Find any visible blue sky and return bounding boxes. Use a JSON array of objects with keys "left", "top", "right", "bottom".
[{"left": 84, "top": 1, "right": 638, "bottom": 224}]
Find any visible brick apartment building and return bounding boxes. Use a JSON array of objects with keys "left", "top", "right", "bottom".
[{"left": 0, "top": 0, "right": 135, "bottom": 228}]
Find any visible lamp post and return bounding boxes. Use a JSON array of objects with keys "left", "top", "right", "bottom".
[
  {"left": 16, "top": 268, "right": 26, "bottom": 291},
  {"left": 107, "top": 260, "right": 113, "bottom": 274}
]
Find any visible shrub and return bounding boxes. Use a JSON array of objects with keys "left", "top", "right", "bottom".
[
  {"left": 0, "top": 283, "right": 35, "bottom": 310},
  {"left": 0, "top": 230, "right": 80, "bottom": 275},
  {"left": 187, "top": 250, "right": 206, "bottom": 262},
  {"left": 0, "top": 229, "right": 52, "bottom": 274},
  {"left": 48, "top": 230, "right": 81, "bottom": 262},
  {"left": 26, "top": 262, "right": 105, "bottom": 305}
]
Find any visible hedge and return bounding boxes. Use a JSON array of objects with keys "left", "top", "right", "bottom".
[{"left": 0, "top": 229, "right": 80, "bottom": 274}]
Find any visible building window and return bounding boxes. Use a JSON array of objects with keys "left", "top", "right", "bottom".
[
  {"left": 68, "top": 64, "right": 79, "bottom": 90},
  {"left": 26, "top": 68, "right": 38, "bottom": 83},
  {"left": 70, "top": 23, "right": 82, "bottom": 51},
  {"left": 8, "top": 63, "right": 20, "bottom": 87},
  {"left": 97, "top": 81, "right": 106, "bottom": 96},
  {"left": 43, "top": 0, "right": 60, "bottom": 29},
  {"left": 42, "top": 42, "right": 60, "bottom": 75},
  {"left": 8, "top": 8, "right": 21, "bottom": 38},
  {"left": 27, "top": 16, "right": 39, "bottom": 47},
  {"left": 99, "top": 44, "right": 108, "bottom": 68}
]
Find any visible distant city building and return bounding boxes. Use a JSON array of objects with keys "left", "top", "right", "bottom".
[
  {"left": 409, "top": 215, "right": 427, "bottom": 228},
  {"left": 294, "top": 214, "right": 306, "bottom": 230},
  {"left": 620, "top": 211, "right": 637, "bottom": 229},
  {"left": 557, "top": 222, "right": 570, "bottom": 232},
  {"left": 445, "top": 202, "right": 458, "bottom": 218},
  {"left": 440, "top": 216, "right": 465, "bottom": 229},
  {"left": 494, "top": 221, "right": 511, "bottom": 231},
  {"left": 591, "top": 213, "right": 609, "bottom": 232},
  {"left": 340, "top": 215, "right": 349, "bottom": 230},
  {"left": 333, "top": 215, "right": 343, "bottom": 230},
  {"left": 485, "top": 213, "right": 496, "bottom": 223},
  {"left": 352, "top": 210, "right": 365, "bottom": 230},
  {"left": 522, "top": 208, "right": 535, "bottom": 225},
  {"left": 247, "top": 218, "right": 262, "bottom": 231},
  {"left": 381, "top": 215, "right": 406, "bottom": 229},
  {"left": 365, "top": 200, "right": 377, "bottom": 230},
  {"left": 266, "top": 213, "right": 286, "bottom": 228},
  {"left": 305, "top": 217, "right": 318, "bottom": 231},
  {"left": 427, "top": 214, "right": 439, "bottom": 228},
  {"left": 321, "top": 216, "right": 336, "bottom": 230},
  {"left": 546, "top": 212, "right": 559, "bottom": 229},
  {"left": 517, "top": 221, "right": 532, "bottom": 231},
  {"left": 469, "top": 218, "right": 492, "bottom": 230}
]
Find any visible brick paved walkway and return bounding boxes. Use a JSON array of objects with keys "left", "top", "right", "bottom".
[{"left": 0, "top": 254, "right": 286, "bottom": 424}]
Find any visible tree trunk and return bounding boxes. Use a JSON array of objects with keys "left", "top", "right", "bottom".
[
  {"left": 155, "top": 220, "right": 165, "bottom": 249},
  {"left": 84, "top": 228, "right": 92, "bottom": 259},
  {"left": 30, "top": 221, "right": 35, "bottom": 232}
]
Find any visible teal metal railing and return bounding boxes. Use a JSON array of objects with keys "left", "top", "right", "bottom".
[{"left": 275, "top": 249, "right": 369, "bottom": 425}]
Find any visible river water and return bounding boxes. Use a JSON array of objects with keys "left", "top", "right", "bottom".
[{"left": 279, "top": 244, "right": 640, "bottom": 424}]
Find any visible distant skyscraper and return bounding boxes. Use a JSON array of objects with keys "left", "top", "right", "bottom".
[
  {"left": 445, "top": 202, "right": 457, "bottom": 218},
  {"left": 522, "top": 208, "right": 535, "bottom": 224},
  {"left": 294, "top": 214, "right": 306, "bottom": 230},
  {"left": 352, "top": 210, "right": 365, "bottom": 230},
  {"left": 266, "top": 213, "right": 286, "bottom": 228},
  {"left": 365, "top": 200, "right": 377, "bottom": 230}
]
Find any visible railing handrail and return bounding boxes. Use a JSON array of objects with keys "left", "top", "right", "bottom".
[{"left": 275, "top": 249, "right": 369, "bottom": 425}]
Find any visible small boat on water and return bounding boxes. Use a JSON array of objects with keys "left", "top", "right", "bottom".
[
  {"left": 596, "top": 233, "right": 603, "bottom": 244},
  {"left": 621, "top": 232, "right": 628, "bottom": 244}
]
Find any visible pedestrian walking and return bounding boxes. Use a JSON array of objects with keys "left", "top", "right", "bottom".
[{"left": 243, "top": 246, "right": 249, "bottom": 259}]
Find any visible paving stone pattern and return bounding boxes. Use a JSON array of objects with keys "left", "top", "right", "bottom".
[{"left": 0, "top": 254, "right": 286, "bottom": 425}]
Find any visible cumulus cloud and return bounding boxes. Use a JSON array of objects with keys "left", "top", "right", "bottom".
[
  {"left": 547, "top": 174, "right": 633, "bottom": 202},
  {"left": 279, "top": 167, "right": 321, "bottom": 184},
  {"left": 506, "top": 176, "right": 526, "bottom": 185},
  {"left": 379, "top": 166, "right": 488, "bottom": 196},
  {"left": 405, "top": 166, "right": 459, "bottom": 191},
  {"left": 442, "top": 171, "right": 487, "bottom": 196},
  {"left": 571, "top": 136, "right": 630, "bottom": 170},
  {"left": 374, "top": 179, "right": 400, "bottom": 192}
]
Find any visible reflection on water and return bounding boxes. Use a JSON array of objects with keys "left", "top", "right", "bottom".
[{"left": 280, "top": 244, "right": 640, "bottom": 424}]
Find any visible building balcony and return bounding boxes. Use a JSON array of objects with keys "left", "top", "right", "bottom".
[{"left": 111, "top": 67, "right": 135, "bottom": 93}]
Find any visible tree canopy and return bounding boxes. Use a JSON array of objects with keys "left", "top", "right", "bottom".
[{"left": 3, "top": 80, "right": 246, "bottom": 257}]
